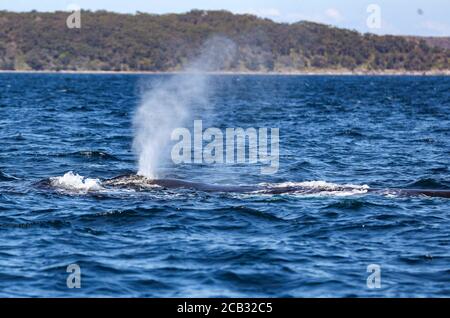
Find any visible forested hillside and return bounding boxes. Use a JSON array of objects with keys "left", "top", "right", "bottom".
[{"left": 0, "top": 10, "right": 449, "bottom": 72}]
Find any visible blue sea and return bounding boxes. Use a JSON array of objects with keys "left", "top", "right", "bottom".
[{"left": 0, "top": 73, "right": 449, "bottom": 297}]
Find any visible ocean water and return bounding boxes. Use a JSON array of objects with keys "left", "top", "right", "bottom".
[{"left": 0, "top": 73, "right": 449, "bottom": 297}]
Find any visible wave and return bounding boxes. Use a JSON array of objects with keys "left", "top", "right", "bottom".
[
  {"left": 404, "top": 178, "right": 450, "bottom": 190},
  {"left": 4, "top": 133, "right": 26, "bottom": 141},
  {"left": 0, "top": 170, "right": 18, "bottom": 181},
  {"left": 0, "top": 219, "right": 70, "bottom": 229},
  {"left": 324, "top": 200, "right": 396, "bottom": 210},
  {"left": 336, "top": 128, "right": 365, "bottom": 138},
  {"left": 56, "top": 150, "right": 120, "bottom": 161},
  {"left": 75, "top": 151, "right": 119, "bottom": 160}
]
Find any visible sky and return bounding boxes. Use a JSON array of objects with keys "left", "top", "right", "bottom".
[{"left": 1, "top": 0, "right": 449, "bottom": 36}]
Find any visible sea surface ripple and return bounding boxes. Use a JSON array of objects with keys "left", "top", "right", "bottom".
[{"left": 0, "top": 74, "right": 449, "bottom": 297}]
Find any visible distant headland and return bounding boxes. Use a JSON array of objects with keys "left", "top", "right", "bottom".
[{"left": 0, "top": 10, "right": 449, "bottom": 74}]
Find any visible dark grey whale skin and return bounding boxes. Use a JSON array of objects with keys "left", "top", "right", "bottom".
[
  {"left": 103, "top": 175, "right": 450, "bottom": 198},
  {"left": 104, "top": 175, "right": 258, "bottom": 192}
]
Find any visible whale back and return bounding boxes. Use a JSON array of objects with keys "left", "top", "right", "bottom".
[{"left": 103, "top": 175, "right": 450, "bottom": 198}]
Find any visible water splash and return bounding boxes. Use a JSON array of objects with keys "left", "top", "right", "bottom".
[{"left": 50, "top": 171, "right": 102, "bottom": 192}]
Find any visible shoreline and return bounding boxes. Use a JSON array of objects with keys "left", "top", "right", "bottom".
[{"left": 1, "top": 69, "right": 450, "bottom": 76}]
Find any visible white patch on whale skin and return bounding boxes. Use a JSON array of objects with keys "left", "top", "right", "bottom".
[
  {"left": 50, "top": 171, "right": 103, "bottom": 192},
  {"left": 257, "top": 180, "right": 370, "bottom": 197},
  {"left": 103, "top": 175, "right": 162, "bottom": 190},
  {"left": 261, "top": 180, "right": 369, "bottom": 189}
]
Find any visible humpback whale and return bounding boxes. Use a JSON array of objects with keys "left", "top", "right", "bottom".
[{"left": 103, "top": 174, "right": 450, "bottom": 198}]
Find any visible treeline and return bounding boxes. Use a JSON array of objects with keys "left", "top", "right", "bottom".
[{"left": 0, "top": 10, "right": 449, "bottom": 72}]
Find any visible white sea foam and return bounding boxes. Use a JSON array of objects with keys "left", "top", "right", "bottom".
[{"left": 50, "top": 171, "right": 103, "bottom": 192}]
